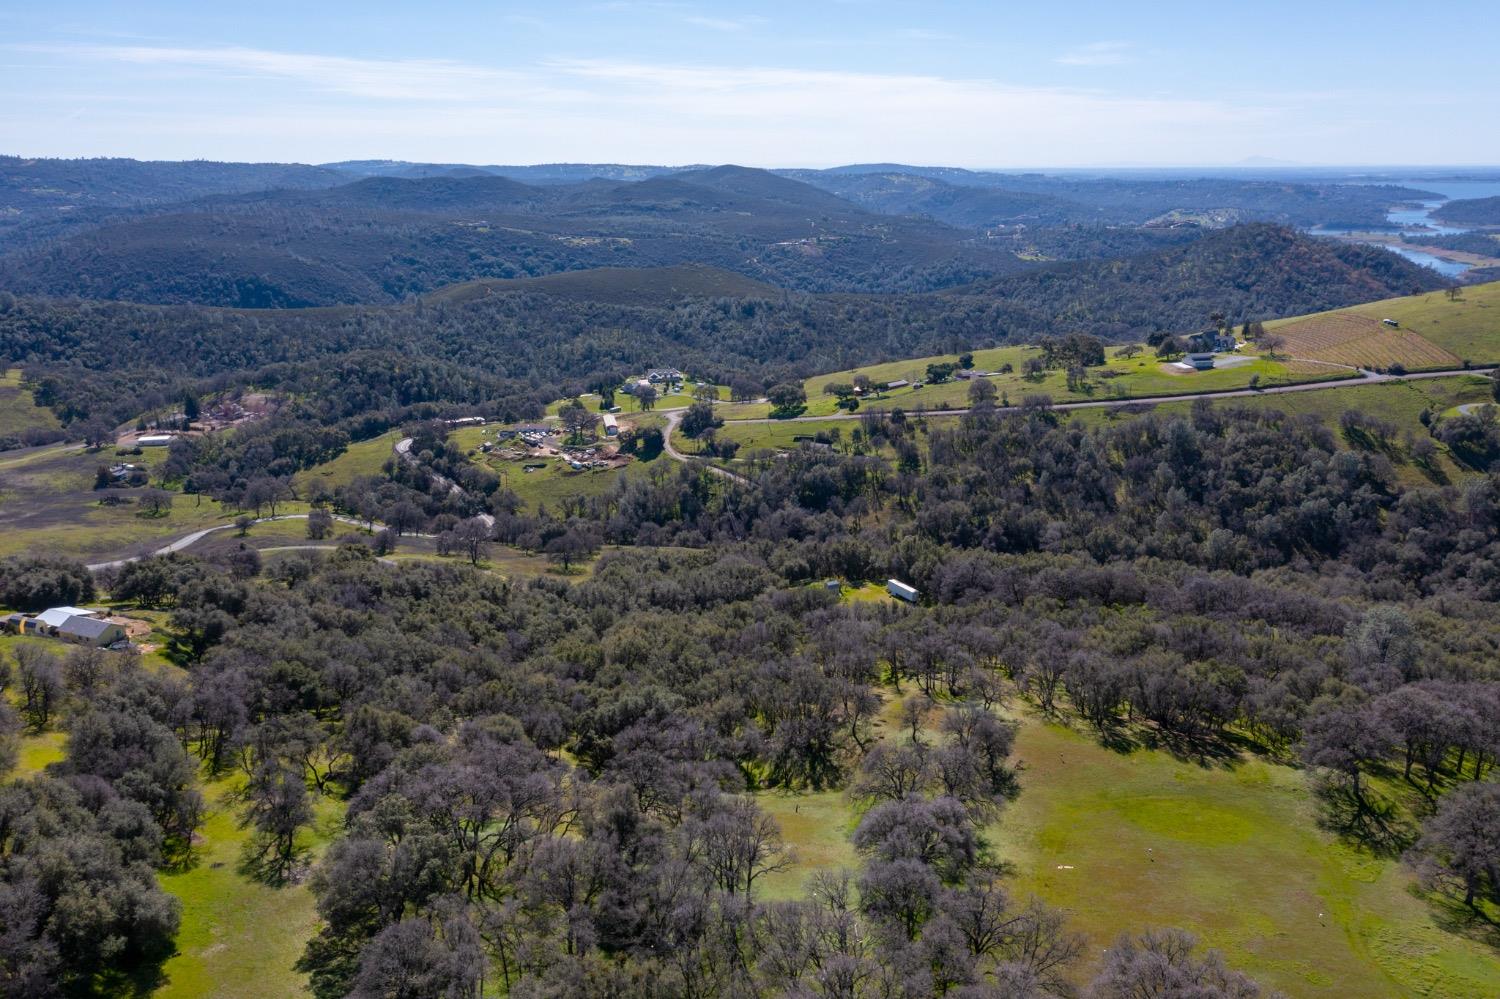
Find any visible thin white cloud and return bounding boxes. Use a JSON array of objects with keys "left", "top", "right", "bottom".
[
  {"left": 26, "top": 44, "right": 522, "bottom": 101},
  {"left": 8, "top": 43, "right": 1348, "bottom": 166},
  {"left": 1057, "top": 41, "right": 1134, "bottom": 67},
  {"left": 684, "top": 15, "right": 761, "bottom": 31}
]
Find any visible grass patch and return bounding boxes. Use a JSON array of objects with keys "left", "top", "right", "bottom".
[
  {"left": 755, "top": 789, "right": 861, "bottom": 901},
  {"left": 294, "top": 431, "right": 400, "bottom": 493},
  {"left": 842, "top": 581, "right": 895, "bottom": 604},
  {"left": 14, "top": 729, "right": 66, "bottom": 777},
  {"left": 714, "top": 347, "right": 1341, "bottom": 424},
  {"left": 154, "top": 773, "right": 343, "bottom": 999},
  {"left": 995, "top": 715, "right": 1500, "bottom": 997}
]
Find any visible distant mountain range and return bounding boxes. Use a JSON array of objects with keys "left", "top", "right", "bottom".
[{"left": 0, "top": 155, "right": 1458, "bottom": 311}]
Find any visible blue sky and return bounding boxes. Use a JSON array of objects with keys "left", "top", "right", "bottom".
[{"left": 2, "top": 1, "right": 1496, "bottom": 167}]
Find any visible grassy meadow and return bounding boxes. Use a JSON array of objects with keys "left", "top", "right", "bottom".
[
  {"left": 714, "top": 345, "right": 1343, "bottom": 422},
  {"left": 997, "top": 717, "right": 1500, "bottom": 998},
  {"left": 154, "top": 773, "right": 343, "bottom": 999},
  {"left": 293, "top": 429, "right": 401, "bottom": 493},
  {"left": 743, "top": 702, "right": 1500, "bottom": 998}
]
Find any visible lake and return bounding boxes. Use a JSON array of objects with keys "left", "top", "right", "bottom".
[{"left": 1319, "top": 177, "right": 1500, "bottom": 275}]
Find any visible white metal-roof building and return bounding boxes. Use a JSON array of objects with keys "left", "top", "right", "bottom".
[{"left": 36, "top": 606, "right": 98, "bottom": 629}]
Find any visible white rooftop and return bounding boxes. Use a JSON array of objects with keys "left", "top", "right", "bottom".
[{"left": 36, "top": 606, "right": 99, "bottom": 628}]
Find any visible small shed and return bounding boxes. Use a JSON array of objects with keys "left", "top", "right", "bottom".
[
  {"left": 823, "top": 579, "right": 841, "bottom": 592},
  {"left": 1186, "top": 353, "right": 1216, "bottom": 370},
  {"left": 887, "top": 579, "right": 919, "bottom": 603},
  {"left": 602, "top": 414, "right": 619, "bottom": 437},
  {"left": 57, "top": 615, "right": 127, "bottom": 647}
]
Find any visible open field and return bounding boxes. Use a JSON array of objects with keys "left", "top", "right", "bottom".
[
  {"left": 997, "top": 717, "right": 1500, "bottom": 998},
  {"left": 0, "top": 439, "right": 301, "bottom": 563},
  {"left": 154, "top": 773, "right": 342, "bottom": 999},
  {"left": 711, "top": 418, "right": 875, "bottom": 453},
  {"left": 756, "top": 789, "right": 861, "bottom": 901},
  {"left": 751, "top": 702, "right": 1500, "bottom": 998},
  {"left": 0, "top": 368, "right": 62, "bottom": 437},
  {"left": 1267, "top": 280, "right": 1500, "bottom": 365}
]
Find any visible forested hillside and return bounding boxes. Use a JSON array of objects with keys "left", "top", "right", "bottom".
[
  {"left": 956, "top": 223, "right": 1446, "bottom": 339},
  {"left": 0, "top": 156, "right": 350, "bottom": 255},
  {"left": 0, "top": 225, "right": 1444, "bottom": 434},
  {"left": 0, "top": 167, "right": 1021, "bottom": 305},
  {"left": 0, "top": 160, "right": 1453, "bottom": 308},
  {"left": 786, "top": 168, "right": 1434, "bottom": 230},
  {"left": 1433, "top": 196, "right": 1500, "bottom": 224}
]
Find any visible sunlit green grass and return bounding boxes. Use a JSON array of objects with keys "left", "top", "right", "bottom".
[
  {"left": 0, "top": 368, "right": 61, "bottom": 437},
  {"left": 995, "top": 717, "right": 1500, "bottom": 997},
  {"left": 711, "top": 346, "right": 1339, "bottom": 423},
  {"left": 294, "top": 430, "right": 400, "bottom": 494},
  {"left": 155, "top": 773, "right": 343, "bottom": 999},
  {"left": 756, "top": 789, "right": 861, "bottom": 901}
]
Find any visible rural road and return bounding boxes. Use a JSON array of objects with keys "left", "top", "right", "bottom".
[
  {"left": 661, "top": 410, "right": 752, "bottom": 486},
  {"left": 86, "top": 513, "right": 374, "bottom": 572},
  {"left": 656, "top": 366, "right": 1496, "bottom": 474},
  {"left": 81, "top": 366, "right": 1493, "bottom": 571},
  {"left": 395, "top": 436, "right": 495, "bottom": 527}
]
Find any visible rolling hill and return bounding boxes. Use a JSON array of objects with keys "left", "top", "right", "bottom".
[
  {"left": 957, "top": 223, "right": 1449, "bottom": 340},
  {"left": 0, "top": 155, "right": 351, "bottom": 254},
  {"left": 0, "top": 167, "right": 1022, "bottom": 306},
  {"left": 786, "top": 166, "right": 1435, "bottom": 230},
  {"left": 1432, "top": 196, "right": 1500, "bottom": 225}
]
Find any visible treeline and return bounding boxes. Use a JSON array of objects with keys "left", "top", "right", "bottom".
[{"left": 1432, "top": 196, "right": 1500, "bottom": 225}]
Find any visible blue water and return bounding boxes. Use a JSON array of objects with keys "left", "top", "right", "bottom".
[
  {"left": 1383, "top": 245, "right": 1474, "bottom": 278},
  {"left": 1320, "top": 177, "right": 1500, "bottom": 275}
]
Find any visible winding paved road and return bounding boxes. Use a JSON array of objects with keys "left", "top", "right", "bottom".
[
  {"left": 395, "top": 436, "right": 495, "bottom": 527},
  {"left": 657, "top": 366, "right": 1496, "bottom": 474},
  {"left": 85, "top": 513, "right": 372, "bottom": 571},
  {"left": 80, "top": 366, "right": 1493, "bottom": 570}
]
